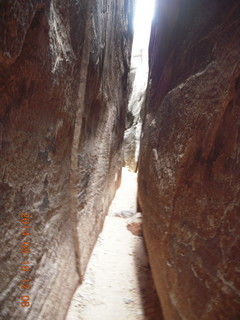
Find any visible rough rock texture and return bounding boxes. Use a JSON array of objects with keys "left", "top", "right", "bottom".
[
  {"left": 0, "top": 1, "right": 133, "bottom": 319},
  {"left": 138, "top": 0, "right": 240, "bottom": 319},
  {"left": 127, "top": 212, "right": 143, "bottom": 236}
]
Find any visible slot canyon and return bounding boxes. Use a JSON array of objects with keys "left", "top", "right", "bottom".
[{"left": 0, "top": 0, "right": 239, "bottom": 319}]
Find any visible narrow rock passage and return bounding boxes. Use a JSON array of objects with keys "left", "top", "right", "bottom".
[{"left": 66, "top": 168, "right": 162, "bottom": 320}]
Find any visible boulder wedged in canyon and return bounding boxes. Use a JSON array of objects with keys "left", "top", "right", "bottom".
[
  {"left": 0, "top": 1, "right": 133, "bottom": 319},
  {"left": 138, "top": 0, "right": 240, "bottom": 319}
]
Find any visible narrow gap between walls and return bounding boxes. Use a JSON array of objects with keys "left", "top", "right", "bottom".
[{"left": 123, "top": 0, "right": 155, "bottom": 173}]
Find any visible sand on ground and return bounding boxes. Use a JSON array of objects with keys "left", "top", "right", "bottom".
[{"left": 65, "top": 168, "right": 162, "bottom": 320}]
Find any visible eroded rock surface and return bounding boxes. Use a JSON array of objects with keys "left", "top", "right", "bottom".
[
  {"left": 138, "top": 0, "right": 240, "bottom": 319},
  {"left": 0, "top": 1, "right": 133, "bottom": 319}
]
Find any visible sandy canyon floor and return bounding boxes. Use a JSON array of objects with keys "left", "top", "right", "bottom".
[{"left": 66, "top": 168, "right": 162, "bottom": 320}]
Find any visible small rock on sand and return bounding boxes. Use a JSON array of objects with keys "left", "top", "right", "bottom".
[{"left": 127, "top": 212, "right": 143, "bottom": 236}]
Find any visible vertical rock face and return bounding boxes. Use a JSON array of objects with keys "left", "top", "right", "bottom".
[
  {"left": 138, "top": 0, "right": 240, "bottom": 319},
  {"left": 0, "top": 1, "right": 133, "bottom": 319}
]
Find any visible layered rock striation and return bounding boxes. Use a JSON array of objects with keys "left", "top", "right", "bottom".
[
  {"left": 0, "top": 0, "right": 133, "bottom": 319},
  {"left": 138, "top": 0, "right": 240, "bottom": 319}
]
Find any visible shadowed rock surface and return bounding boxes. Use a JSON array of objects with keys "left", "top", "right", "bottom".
[
  {"left": 0, "top": 1, "right": 133, "bottom": 319},
  {"left": 138, "top": 0, "right": 240, "bottom": 319}
]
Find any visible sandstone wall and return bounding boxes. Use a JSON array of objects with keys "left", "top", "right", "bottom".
[
  {"left": 0, "top": 1, "right": 133, "bottom": 319},
  {"left": 138, "top": 0, "right": 240, "bottom": 319}
]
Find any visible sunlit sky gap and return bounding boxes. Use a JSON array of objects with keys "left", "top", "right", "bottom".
[
  {"left": 133, "top": 0, "right": 155, "bottom": 53},
  {"left": 129, "top": 0, "right": 155, "bottom": 94},
  {"left": 125, "top": 0, "right": 156, "bottom": 167}
]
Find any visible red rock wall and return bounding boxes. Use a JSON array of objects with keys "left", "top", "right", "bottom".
[
  {"left": 0, "top": 0, "right": 133, "bottom": 319},
  {"left": 138, "top": 0, "right": 240, "bottom": 319}
]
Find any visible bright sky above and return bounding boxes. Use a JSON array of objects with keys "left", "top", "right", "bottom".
[
  {"left": 132, "top": 0, "right": 155, "bottom": 71},
  {"left": 133, "top": 0, "right": 155, "bottom": 52}
]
